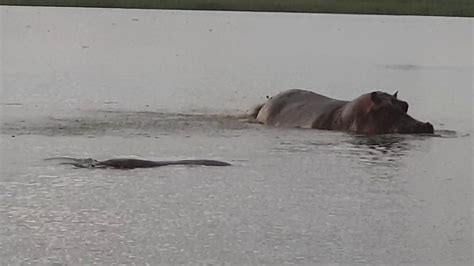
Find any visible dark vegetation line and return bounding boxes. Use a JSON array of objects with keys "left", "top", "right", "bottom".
[{"left": 1, "top": 0, "right": 473, "bottom": 17}]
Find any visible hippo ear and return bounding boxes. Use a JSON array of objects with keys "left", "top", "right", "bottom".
[
  {"left": 371, "top": 92, "right": 382, "bottom": 104},
  {"left": 393, "top": 91, "right": 398, "bottom": 98}
]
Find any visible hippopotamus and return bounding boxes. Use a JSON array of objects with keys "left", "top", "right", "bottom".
[
  {"left": 250, "top": 89, "right": 434, "bottom": 134},
  {"left": 46, "top": 157, "right": 231, "bottom": 169}
]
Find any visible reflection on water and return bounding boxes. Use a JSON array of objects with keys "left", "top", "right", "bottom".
[
  {"left": 349, "top": 134, "right": 413, "bottom": 156},
  {"left": 271, "top": 131, "right": 437, "bottom": 180},
  {"left": 338, "top": 135, "right": 422, "bottom": 179}
]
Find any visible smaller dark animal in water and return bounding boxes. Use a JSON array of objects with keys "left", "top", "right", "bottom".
[
  {"left": 45, "top": 157, "right": 231, "bottom": 169},
  {"left": 250, "top": 89, "right": 434, "bottom": 134}
]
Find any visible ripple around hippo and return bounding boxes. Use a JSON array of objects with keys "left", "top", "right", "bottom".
[{"left": 45, "top": 157, "right": 231, "bottom": 169}]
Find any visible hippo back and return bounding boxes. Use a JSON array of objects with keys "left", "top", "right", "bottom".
[{"left": 256, "top": 89, "right": 347, "bottom": 128}]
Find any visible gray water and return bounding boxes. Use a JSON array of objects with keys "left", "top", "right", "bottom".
[{"left": 1, "top": 6, "right": 473, "bottom": 265}]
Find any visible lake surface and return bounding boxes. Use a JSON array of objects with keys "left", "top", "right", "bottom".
[{"left": 1, "top": 6, "right": 472, "bottom": 265}]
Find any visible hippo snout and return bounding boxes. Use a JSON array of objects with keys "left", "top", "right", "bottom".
[
  {"left": 396, "top": 120, "right": 434, "bottom": 134},
  {"left": 415, "top": 122, "right": 434, "bottom": 134}
]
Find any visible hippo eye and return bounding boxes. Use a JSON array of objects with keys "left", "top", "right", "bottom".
[
  {"left": 377, "top": 103, "right": 400, "bottom": 116},
  {"left": 391, "top": 99, "right": 408, "bottom": 113}
]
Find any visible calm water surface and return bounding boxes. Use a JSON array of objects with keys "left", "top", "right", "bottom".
[{"left": 1, "top": 6, "right": 472, "bottom": 265}]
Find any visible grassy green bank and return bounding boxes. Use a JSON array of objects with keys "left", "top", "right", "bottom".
[{"left": 1, "top": 0, "right": 473, "bottom": 17}]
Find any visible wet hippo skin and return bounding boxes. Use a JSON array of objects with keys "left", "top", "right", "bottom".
[{"left": 251, "top": 89, "right": 434, "bottom": 134}]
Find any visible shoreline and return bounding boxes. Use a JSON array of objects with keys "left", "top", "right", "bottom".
[{"left": 1, "top": 0, "right": 473, "bottom": 17}]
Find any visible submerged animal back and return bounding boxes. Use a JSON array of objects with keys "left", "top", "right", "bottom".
[{"left": 257, "top": 89, "right": 345, "bottom": 128}]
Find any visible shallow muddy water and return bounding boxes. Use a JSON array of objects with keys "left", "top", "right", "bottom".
[{"left": 1, "top": 6, "right": 473, "bottom": 265}]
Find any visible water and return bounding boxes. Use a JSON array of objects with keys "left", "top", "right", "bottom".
[{"left": 1, "top": 6, "right": 473, "bottom": 265}]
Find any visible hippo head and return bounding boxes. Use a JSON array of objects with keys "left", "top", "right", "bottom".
[{"left": 365, "top": 91, "right": 434, "bottom": 134}]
